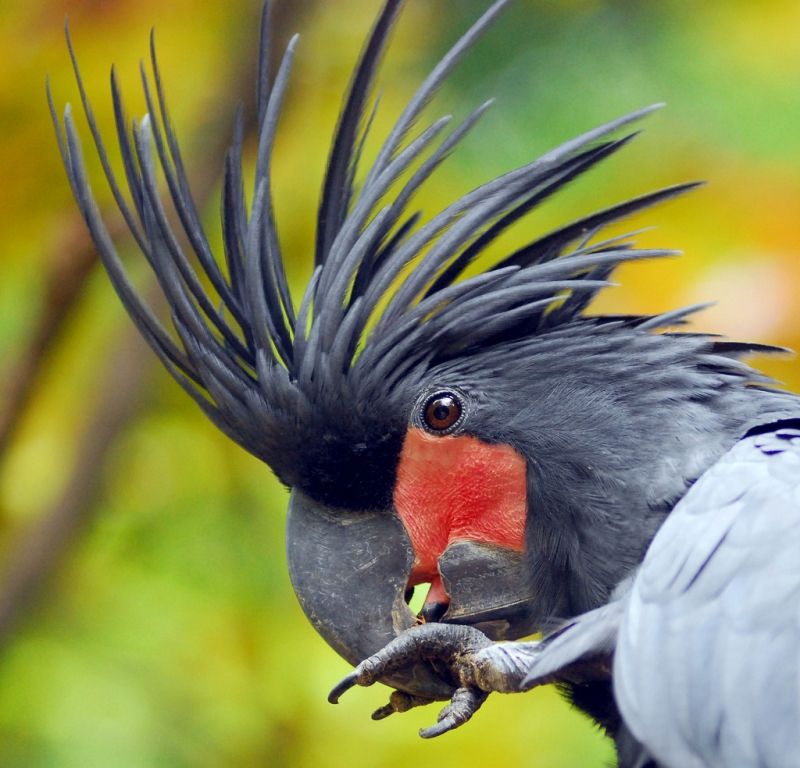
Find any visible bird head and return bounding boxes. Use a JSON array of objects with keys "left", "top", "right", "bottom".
[{"left": 53, "top": 0, "right": 790, "bottom": 700}]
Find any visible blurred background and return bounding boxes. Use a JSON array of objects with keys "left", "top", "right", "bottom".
[{"left": 2, "top": 0, "right": 800, "bottom": 766}]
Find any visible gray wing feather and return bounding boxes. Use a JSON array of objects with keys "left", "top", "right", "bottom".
[
  {"left": 616, "top": 427, "right": 800, "bottom": 768},
  {"left": 520, "top": 596, "right": 625, "bottom": 688},
  {"left": 468, "top": 597, "right": 625, "bottom": 696}
]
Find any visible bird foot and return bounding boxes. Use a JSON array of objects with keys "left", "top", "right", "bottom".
[{"left": 329, "top": 622, "right": 494, "bottom": 737}]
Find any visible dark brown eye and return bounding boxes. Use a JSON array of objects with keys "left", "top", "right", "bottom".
[{"left": 422, "top": 392, "right": 463, "bottom": 432}]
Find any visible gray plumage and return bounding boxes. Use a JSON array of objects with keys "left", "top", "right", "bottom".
[
  {"left": 518, "top": 424, "right": 800, "bottom": 767},
  {"left": 616, "top": 425, "right": 800, "bottom": 768}
]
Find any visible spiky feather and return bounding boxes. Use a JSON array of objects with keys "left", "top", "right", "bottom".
[{"left": 50, "top": 1, "right": 784, "bottom": 492}]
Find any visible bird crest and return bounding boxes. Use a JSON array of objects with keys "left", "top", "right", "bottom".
[{"left": 49, "top": 0, "right": 776, "bottom": 501}]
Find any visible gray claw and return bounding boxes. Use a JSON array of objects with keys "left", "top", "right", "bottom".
[
  {"left": 420, "top": 718, "right": 457, "bottom": 739},
  {"left": 328, "top": 670, "right": 360, "bottom": 703},
  {"left": 371, "top": 702, "right": 396, "bottom": 720},
  {"left": 419, "top": 686, "right": 488, "bottom": 738},
  {"left": 330, "top": 623, "right": 493, "bottom": 735},
  {"left": 372, "top": 690, "right": 434, "bottom": 720}
]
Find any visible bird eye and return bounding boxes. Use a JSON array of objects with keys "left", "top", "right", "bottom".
[{"left": 422, "top": 391, "right": 463, "bottom": 433}]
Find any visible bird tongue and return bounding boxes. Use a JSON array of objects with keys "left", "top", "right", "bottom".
[{"left": 420, "top": 576, "right": 449, "bottom": 618}]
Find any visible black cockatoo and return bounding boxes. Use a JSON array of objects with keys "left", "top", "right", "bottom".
[{"left": 50, "top": 1, "right": 800, "bottom": 766}]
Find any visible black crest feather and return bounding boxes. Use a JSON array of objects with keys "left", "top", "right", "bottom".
[{"left": 50, "top": 2, "right": 781, "bottom": 484}]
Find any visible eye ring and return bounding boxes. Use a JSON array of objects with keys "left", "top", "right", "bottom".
[{"left": 421, "top": 390, "right": 465, "bottom": 434}]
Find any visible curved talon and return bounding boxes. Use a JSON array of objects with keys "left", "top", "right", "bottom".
[
  {"left": 420, "top": 717, "right": 459, "bottom": 739},
  {"left": 371, "top": 702, "right": 397, "bottom": 720},
  {"left": 419, "top": 686, "right": 487, "bottom": 739},
  {"left": 329, "top": 623, "right": 493, "bottom": 736},
  {"left": 372, "top": 690, "right": 434, "bottom": 720},
  {"left": 328, "top": 670, "right": 360, "bottom": 703}
]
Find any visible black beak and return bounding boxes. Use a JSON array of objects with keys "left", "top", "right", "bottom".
[
  {"left": 286, "top": 491, "right": 538, "bottom": 698},
  {"left": 286, "top": 490, "right": 454, "bottom": 699},
  {"left": 437, "top": 540, "right": 538, "bottom": 640}
]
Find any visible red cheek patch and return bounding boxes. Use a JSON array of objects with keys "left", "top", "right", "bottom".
[{"left": 393, "top": 428, "right": 527, "bottom": 592}]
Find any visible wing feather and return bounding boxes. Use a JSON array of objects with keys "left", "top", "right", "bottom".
[{"left": 616, "top": 425, "right": 800, "bottom": 768}]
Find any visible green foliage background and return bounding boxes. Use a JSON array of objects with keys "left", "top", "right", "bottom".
[{"left": 2, "top": 1, "right": 800, "bottom": 766}]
